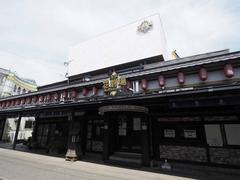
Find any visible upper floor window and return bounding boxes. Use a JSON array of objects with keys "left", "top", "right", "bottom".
[
  {"left": 13, "top": 85, "right": 17, "bottom": 92},
  {"left": 132, "top": 80, "right": 139, "bottom": 93},
  {"left": 17, "top": 87, "right": 21, "bottom": 94}
]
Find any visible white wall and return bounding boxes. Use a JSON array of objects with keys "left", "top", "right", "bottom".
[
  {"left": 2, "top": 117, "right": 35, "bottom": 143},
  {"left": 69, "top": 14, "right": 168, "bottom": 76}
]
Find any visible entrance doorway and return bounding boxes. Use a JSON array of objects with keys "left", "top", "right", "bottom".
[{"left": 117, "top": 113, "right": 142, "bottom": 153}]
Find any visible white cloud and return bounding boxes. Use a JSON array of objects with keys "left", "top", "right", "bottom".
[{"left": 0, "top": 51, "right": 65, "bottom": 86}]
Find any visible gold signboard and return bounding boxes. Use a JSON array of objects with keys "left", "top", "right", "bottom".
[{"left": 103, "top": 72, "right": 126, "bottom": 96}]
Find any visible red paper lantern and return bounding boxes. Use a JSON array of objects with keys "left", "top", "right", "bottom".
[
  {"left": 126, "top": 80, "right": 132, "bottom": 88},
  {"left": 46, "top": 94, "right": 51, "bottom": 101},
  {"left": 82, "top": 87, "right": 88, "bottom": 96},
  {"left": 26, "top": 97, "right": 32, "bottom": 104},
  {"left": 39, "top": 95, "right": 43, "bottom": 102},
  {"left": 11, "top": 100, "right": 15, "bottom": 106},
  {"left": 224, "top": 64, "right": 234, "bottom": 78},
  {"left": 53, "top": 92, "right": 59, "bottom": 101},
  {"left": 199, "top": 68, "right": 208, "bottom": 81},
  {"left": 71, "top": 89, "right": 78, "bottom": 98},
  {"left": 6, "top": 101, "right": 10, "bottom": 107},
  {"left": 62, "top": 91, "right": 67, "bottom": 98},
  {"left": 158, "top": 75, "right": 165, "bottom": 87},
  {"left": 16, "top": 99, "right": 20, "bottom": 105},
  {"left": 177, "top": 72, "right": 185, "bottom": 85},
  {"left": 32, "top": 96, "right": 38, "bottom": 103},
  {"left": 141, "top": 79, "right": 148, "bottom": 90},
  {"left": 21, "top": 98, "right": 26, "bottom": 105},
  {"left": 92, "top": 87, "right": 98, "bottom": 96}
]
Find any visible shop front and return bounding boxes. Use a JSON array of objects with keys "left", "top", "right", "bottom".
[{"left": 99, "top": 105, "right": 150, "bottom": 166}]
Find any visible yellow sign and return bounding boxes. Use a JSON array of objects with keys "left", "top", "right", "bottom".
[{"left": 103, "top": 72, "right": 126, "bottom": 95}]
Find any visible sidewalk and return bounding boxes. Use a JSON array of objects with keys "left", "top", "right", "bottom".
[
  {"left": 0, "top": 142, "right": 239, "bottom": 180},
  {"left": 0, "top": 148, "right": 192, "bottom": 180}
]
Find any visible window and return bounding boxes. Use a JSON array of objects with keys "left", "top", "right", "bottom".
[
  {"left": 133, "top": 118, "right": 141, "bottom": 131},
  {"left": 25, "top": 120, "right": 33, "bottom": 129},
  {"left": 95, "top": 127, "right": 101, "bottom": 136},
  {"left": 118, "top": 115, "right": 127, "bottom": 136},
  {"left": 17, "top": 87, "right": 21, "bottom": 94},
  {"left": 13, "top": 85, "right": 17, "bottom": 92},
  {"left": 164, "top": 129, "right": 175, "bottom": 138},
  {"left": 183, "top": 129, "right": 197, "bottom": 139},
  {"left": 86, "top": 119, "right": 104, "bottom": 152},
  {"left": 133, "top": 80, "right": 139, "bottom": 93},
  {"left": 83, "top": 74, "right": 91, "bottom": 82},
  {"left": 224, "top": 124, "right": 240, "bottom": 145},
  {"left": 91, "top": 120, "right": 104, "bottom": 139},
  {"left": 37, "top": 124, "right": 49, "bottom": 147},
  {"left": 160, "top": 124, "right": 203, "bottom": 144},
  {"left": 205, "top": 124, "right": 223, "bottom": 146}
]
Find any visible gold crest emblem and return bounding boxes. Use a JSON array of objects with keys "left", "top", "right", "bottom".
[{"left": 103, "top": 72, "right": 126, "bottom": 96}]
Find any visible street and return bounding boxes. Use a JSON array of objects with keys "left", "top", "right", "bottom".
[{"left": 0, "top": 148, "right": 192, "bottom": 180}]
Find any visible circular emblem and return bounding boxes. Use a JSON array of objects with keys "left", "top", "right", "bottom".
[{"left": 137, "top": 20, "right": 153, "bottom": 33}]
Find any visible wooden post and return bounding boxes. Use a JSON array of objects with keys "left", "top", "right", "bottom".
[
  {"left": 0, "top": 117, "right": 6, "bottom": 140},
  {"left": 103, "top": 115, "right": 110, "bottom": 161},
  {"left": 152, "top": 116, "right": 160, "bottom": 162},
  {"left": 13, "top": 114, "right": 22, "bottom": 150},
  {"left": 141, "top": 114, "right": 150, "bottom": 166},
  {"left": 32, "top": 115, "right": 39, "bottom": 142}
]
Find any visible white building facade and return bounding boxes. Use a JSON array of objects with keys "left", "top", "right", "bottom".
[{"left": 0, "top": 67, "right": 37, "bottom": 143}]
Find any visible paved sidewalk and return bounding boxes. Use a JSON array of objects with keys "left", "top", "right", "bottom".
[
  {"left": 0, "top": 147, "right": 239, "bottom": 180},
  {"left": 0, "top": 148, "right": 192, "bottom": 180}
]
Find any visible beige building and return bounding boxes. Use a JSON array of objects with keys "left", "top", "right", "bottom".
[
  {"left": 0, "top": 67, "right": 37, "bottom": 143},
  {"left": 0, "top": 67, "right": 37, "bottom": 98}
]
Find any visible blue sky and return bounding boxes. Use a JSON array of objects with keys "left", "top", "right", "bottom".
[{"left": 0, "top": 0, "right": 239, "bottom": 85}]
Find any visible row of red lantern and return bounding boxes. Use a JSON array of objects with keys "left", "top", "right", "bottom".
[
  {"left": 0, "top": 64, "right": 235, "bottom": 108},
  {"left": 137, "top": 63, "right": 235, "bottom": 90},
  {"left": 0, "top": 87, "right": 99, "bottom": 108}
]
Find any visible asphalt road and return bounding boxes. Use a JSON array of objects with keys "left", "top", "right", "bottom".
[{"left": 0, "top": 148, "right": 193, "bottom": 180}]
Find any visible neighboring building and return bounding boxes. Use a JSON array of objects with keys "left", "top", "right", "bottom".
[
  {"left": 0, "top": 67, "right": 37, "bottom": 98},
  {"left": 0, "top": 67, "right": 37, "bottom": 143}
]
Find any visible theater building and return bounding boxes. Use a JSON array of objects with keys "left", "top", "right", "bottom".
[{"left": 0, "top": 49, "right": 240, "bottom": 168}]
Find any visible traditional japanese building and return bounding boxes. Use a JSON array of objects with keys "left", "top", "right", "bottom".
[
  {"left": 0, "top": 49, "right": 240, "bottom": 168},
  {"left": 0, "top": 14, "right": 240, "bottom": 168}
]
